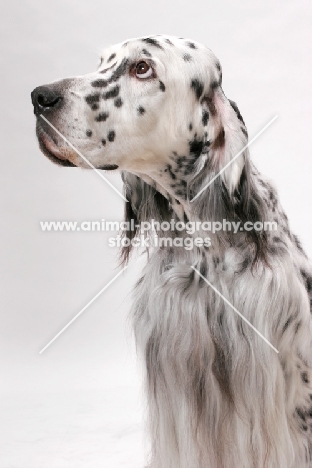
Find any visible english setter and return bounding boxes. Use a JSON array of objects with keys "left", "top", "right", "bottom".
[{"left": 31, "top": 35, "right": 312, "bottom": 467}]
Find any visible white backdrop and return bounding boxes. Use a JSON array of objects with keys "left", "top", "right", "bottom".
[{"left": 1, "top": 0, "right": 311, "bottom": 466}]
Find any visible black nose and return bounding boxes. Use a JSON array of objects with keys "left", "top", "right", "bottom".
[{"left": 31, "top": 85, "right": 63, "bottom": 115}]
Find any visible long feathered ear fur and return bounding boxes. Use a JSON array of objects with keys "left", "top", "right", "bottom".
[
  {"left": 189, "top": 85, "right": 269, "bottom": 264},
  {"left": 119, "top": 172, "right": 174, "bottom": 265}
]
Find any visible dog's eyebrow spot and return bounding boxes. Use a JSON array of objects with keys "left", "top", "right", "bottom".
[
  {"left": 137, "top": 106, "right": 145, "bottom": 115},
  {"left": 99, "top": 62, "right": 117, "bottom": 74},
  {"left": 159, "top": 81, "right": 166, "bottom": 92},
  {"left": 107, "top": 130, "right": 115, "bottom": 142},
  {"left": 142, "top": 48, "right": 152, "bottom": 57},
  {"left": 95, "top": 112, "right": 109, "bottom": 122},
  {"left": 86, "top": 130, "right": 92, "bottom": 137},
  {"left": 91, "top": 79, "right": 108, "bottom": 88},
  {"left": 109, "top": 58, "right": 129, "bottom": 82},
  {"left": 107, "top": 53, "right": 116, "bottom": 63},
  {"left": 142, "top": 37, "right": 164, "bottom": 49},
  {"left": 103, "top": 85, "right": 120, "bottom": 100},
  {"left": 186, "top": 41, "right": 196, "bottom": 49},
  {"left": 114, "top": 97, "right": 123, "bottom": 108},
  {"left": 191, "top": 79, "right": 204, "bottom": 100}
]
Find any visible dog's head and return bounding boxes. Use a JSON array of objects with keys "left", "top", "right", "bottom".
[
  {"left": 32, "top": 35, "right": 267, "bottom": 262},
  {"left": 31, "top": 35, "right": 245, "bottom": 178}
]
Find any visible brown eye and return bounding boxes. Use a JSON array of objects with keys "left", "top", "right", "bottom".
[{"left": 135, "top": 61, "right": 153, "bottom": 78}]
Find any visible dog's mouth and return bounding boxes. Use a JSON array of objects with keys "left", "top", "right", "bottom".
[
  {"left": 37, "top": 127, "right": 76, "bottom": 167},
  {"left": 36, "top": 127, "right": 119, "bottom": 171},
  {"left": 98, "top": 164, "right": 119, "bottom": 170}
]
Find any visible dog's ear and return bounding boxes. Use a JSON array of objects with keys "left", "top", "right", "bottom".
[
  {"left": 202, "top": 86, "right": 248, "bottom": 193},
  {"left": 120, "top": 171, "right": 173, "bottom": 264},
  {"left": 189, "top": 87, "right": 268, "bottom": 264}
]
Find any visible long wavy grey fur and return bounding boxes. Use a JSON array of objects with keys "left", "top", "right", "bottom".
[{"left": 119, "top": 38, "right": 312, "bottom": 468}]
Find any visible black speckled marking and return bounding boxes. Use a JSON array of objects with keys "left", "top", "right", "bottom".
[
  {"left": 95, "top": 112, "right": 109, "bottom": 122},
  {"left": 282, "top": 316, "right": 294, "bottom": 334},
  {"left": 189, "top": 134, "right": 204, "bottom": 157},
  {"left": 159, "top": 81, "right": 166, "bottom": 92},
  {"left": 229, "top": 99, "right": 245, "bottom": 125},
  {"left": 103, "top": 85, "right": 120, "bottom": 100},
  {"left": 114, "top": 97, "right": 123, "bottom": 108},
  {"left": 211, "top": 81, "right": 219, "bottom": 90},
  {"left": 107, "top": 53, "right": 116, "bottom": 63},
  {"left": 85, "top": 94, "right": 100, "bottom": 105},
  {"left": 241, "top": 126, "right": 248, "bottom": 138},
  {"left": 91, "top": 79, "right": 108, "bottom": 88},
  {"left": 293, "top": 235, "right": 304, "bottom": 253},
  {"left": 300, "top": 269, "right": 312, "bottom": 294},
  {"left": 186, "top": 41, "right": 196, "bottom": 49},
  {"left": 101, "top": 139, "right": 106, "bottom": 146},
  {"left": 108, "top": 130, "right": 115, "bottom": 142},
  {"left": 86, "top": 130, "right": 92, "bottom": 137},
  {"left": 191, "top": 79, "right": 204, "bottom": 100},
  {"left": 142, "top": 48, "right": 152, "bottom": 57},
  {"left": 183, "top": 53, "right": 192, "bottom": 62},
  {"left": 91, "top": 103, "right": 99, "bottom": 111},
  {"left": 189, "top": 123, "right": 193, "bottom": 131},
  {"left": 142, "top": 37, "right": 164, "bottom": 49},
  {"left": 296, "top": 408, "right": 306, "bottom": 421},
  {"left": 202, "top": 95, "right": 217, "bottom": 117},
  {"left": 165, "top": 164, "right": 176, "bottom": 180},
  {"left": 137, "top": 106, "right": 145, "bottom": 115},
  {"left": 202, "top": 109, "right": 209, "bottom": 126},
  {"left": 164, "top": 38, "right": 174, "bottom": 45}
]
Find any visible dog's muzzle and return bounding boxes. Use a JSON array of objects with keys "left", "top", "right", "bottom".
[{"left": 31, "top": 81, "right": 76, "bottom": 167}]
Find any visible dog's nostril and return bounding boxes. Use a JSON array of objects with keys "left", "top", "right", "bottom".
[
  {"left": 31, "top": 85, "right": 64, "bottom": 114},
  {"left": 37, "top": 94, "right": 62, "bottom": 108}
]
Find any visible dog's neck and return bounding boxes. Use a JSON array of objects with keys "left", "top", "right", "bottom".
[{"left": 131, "top": 138, "right": 210, "bottom": 220}]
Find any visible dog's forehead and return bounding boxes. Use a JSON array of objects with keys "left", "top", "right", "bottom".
[
  {"left": 97, "top": 35, "right": 221, "bottom": 91},
  {"left": 100, "top": 35, "right": 209, "bottom": 62}
]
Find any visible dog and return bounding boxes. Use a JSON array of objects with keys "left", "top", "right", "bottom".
[{"left": 31, "top": 35, "right": 312, "bottom": 467}]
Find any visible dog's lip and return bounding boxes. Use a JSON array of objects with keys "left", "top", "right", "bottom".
[
  {"left": 98, "top": 164, "right": 119, "bottom": 170},
  {"left": 40, "top": 131, "right": 69, "bottom": 161},
  {"left": 37, "top": 128, "right": 76, "bottom": 167}
]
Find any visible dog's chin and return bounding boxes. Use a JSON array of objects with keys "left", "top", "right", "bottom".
[{"left": 37, "top": 129, "right": 76, "bottom": 167}]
